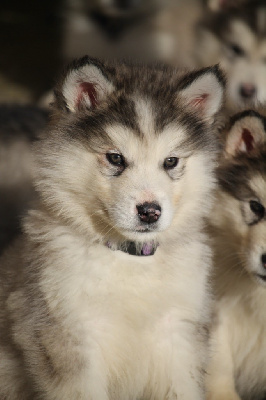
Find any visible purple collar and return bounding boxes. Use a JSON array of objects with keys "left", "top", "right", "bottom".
[{"left": 106, "top": 241, "right": 158, "bottom": 256}]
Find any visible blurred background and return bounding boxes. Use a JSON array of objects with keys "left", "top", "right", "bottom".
[
  {"left": 1, "top": 0, "right": 260, "bottom": 106},
  {"left": 0, "top": 0, "right": 206, "bottom": 103},
  {"left": 0, "top": 0, "right": 62, "bottom": 102}
]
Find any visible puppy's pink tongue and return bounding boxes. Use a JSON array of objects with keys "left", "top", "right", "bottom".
[{"left": 142, "top": 242, "right": 154, "bottom": 256}]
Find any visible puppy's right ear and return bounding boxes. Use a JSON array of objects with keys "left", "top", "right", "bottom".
[
  {"left": 224, "top": 110, "right": 266, "bottom": 157},
  {"left": 179, "top": 65, "right": 225, "bottom": 123},
  {"left": 55, "top": 56, "right": 115, "bottom": 113}
]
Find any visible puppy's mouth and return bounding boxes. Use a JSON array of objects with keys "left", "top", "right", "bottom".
[
  {"left": 134, "top": 222, "right": 161, "bottom": 233},
  {"left": 135, "top": 227, "right": 153, "bottom": 233},
  {"left": 119, "top": 224, "right": 161, "bottom": 240}
]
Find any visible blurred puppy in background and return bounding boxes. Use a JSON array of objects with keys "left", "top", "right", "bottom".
[
  {"left": 195, "top": 1, "right": 266, "bottom": 112},
  {"left": 206, "top": 109, "right": 266, "bottom": 400}
]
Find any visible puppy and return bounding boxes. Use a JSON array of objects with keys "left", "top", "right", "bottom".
[
  {"left": 0, "top": 57, "right": 224, "bottom": 399},
  {"left": 195, "top": 1, "right": 266, "bottom": 111}
]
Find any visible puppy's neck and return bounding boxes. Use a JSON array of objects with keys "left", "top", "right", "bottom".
[{"left": 105, "top": 240, "right": 159, "bottom": 256}]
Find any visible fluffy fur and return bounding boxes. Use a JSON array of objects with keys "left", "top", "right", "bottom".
[
  {"left": 0, "top": 57, "right": 225, "bottom": 399},
  {"left": 206, "top": 110, "right": 266, "bottom": 400}
]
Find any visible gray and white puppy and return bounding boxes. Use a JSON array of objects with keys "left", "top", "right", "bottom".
[
  {"left": 195, "top": 1, "right": 266, "bottom": 111},
  {"left": 0, "top": 57, "right": 225, "bottom": 400}
]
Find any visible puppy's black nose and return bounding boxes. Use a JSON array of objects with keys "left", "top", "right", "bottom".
[
  {"left": 136, "top": 202, "right": 161, "bottom": 224},
  {"left": 261, "top": 253, "right": 266, "bottom": 268},
  {"left": 239, "top": 83, "right": 256, "bottom": 99}
]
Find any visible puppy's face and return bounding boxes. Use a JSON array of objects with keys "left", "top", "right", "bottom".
[
  {"left": 94, "top": 121, "right": 182, "bottom": 241},
  {"left": 82, "top": 116, "right": 214, "bottom": 243},
  {"left": 36, "top": 58, "right": 224, "bottom": 245}
]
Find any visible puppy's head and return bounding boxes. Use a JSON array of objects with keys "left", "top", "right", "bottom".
[
  {"left": 218, "top": 109, "right": 266, "bottom": 284},
  {"left": 35, "top": 57, "right": 224, "bottom": 247}
]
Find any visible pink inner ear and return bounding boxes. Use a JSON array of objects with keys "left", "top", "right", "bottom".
[
  {"left": 76, "top": 82, "right": 98, "bottom": 109},
  {"left": 242, "top": 128, "right": 254, "bottom": 152},
  {"left": 190, "top": 93, "right": 208, "bottom": 110}
]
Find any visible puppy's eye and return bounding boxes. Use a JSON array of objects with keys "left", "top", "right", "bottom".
[
  {"left": 163, "top": 157, "right": 179, "bottom": 170},
  {"left": 229, "top": 43, "right": 245, "bottom": 57},
  {"left": 106, "top": 153, "right": 125, "bottom": 167},
  {"left": 249, "top": 200, "right": 265, "bottom": 220}
]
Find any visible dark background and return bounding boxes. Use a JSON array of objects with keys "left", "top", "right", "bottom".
[{"left": 0, "top": 0, "right": 62, "bottom": 99}]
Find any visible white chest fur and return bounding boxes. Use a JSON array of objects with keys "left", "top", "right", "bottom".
[{"left": 37, "top": 234, "right": 210, "bottom": 400}]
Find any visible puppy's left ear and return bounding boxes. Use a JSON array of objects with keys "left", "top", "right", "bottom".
[
  {"left": 55, "top": 56, "right": 115, "bottom": 113},
  {"left": 179, "top": 65, "right": 225, "bottom": 122}
]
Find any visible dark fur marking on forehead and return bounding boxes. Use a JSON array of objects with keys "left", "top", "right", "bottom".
[
  {"left": 151, "top": 90, "right": 217, "bottom": 153},
  {"left": 150, "top": 82, "right": 182, "bottom": 132},
  {"left": 107, "top": 95, "right": 141, "bottom": 135},
  {"left": 229, "top": 109, "right": 266, "bottom": 132},
  {"left": 69, "top": 116, "right": 112, "bottom": 150},
  {"left": 60, "top": 95, "right": 140, "bottom": 151},
  {"left": 154, "top": 99, "right": 176, "bottom": 132}
]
